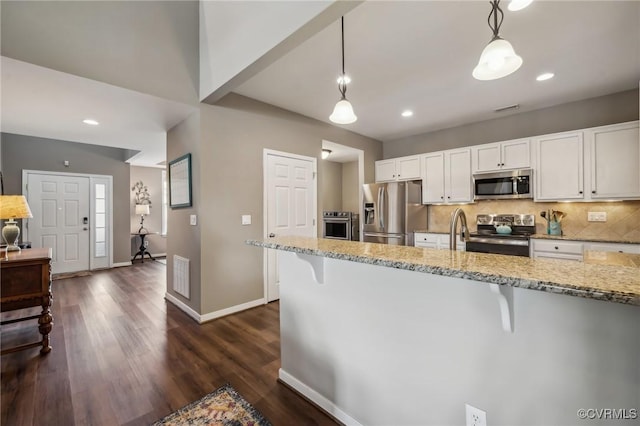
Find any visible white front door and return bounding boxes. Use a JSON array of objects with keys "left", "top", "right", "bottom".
[
  {"left": 264, "top": 150, "right": 317, "bottom": 301},
  {"left": 27, "top": 173, "right": 90, "bottom": 274}
]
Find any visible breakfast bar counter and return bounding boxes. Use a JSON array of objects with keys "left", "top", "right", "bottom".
[
  {"left": 247, "top": 237, "right": 639, "bottom": 426},
  {"left": 248, "top": 236, "right": 640, "bottom": 305}
]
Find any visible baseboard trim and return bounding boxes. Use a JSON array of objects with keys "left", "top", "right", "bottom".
[
  {"left": 164, "top": 294, "right": 266, "bottom": 324},
  {"left": 199, "top": 298, "right": 266, "bottom": 323},
  {"left": 278, "top": 369, "right": 362, "bottom": 426},
  {"left": 164, "top": 292, "right": 201, "bottom": 323},
  {"left": 112, "top": 261, "right": 132, "bottom": 268}
]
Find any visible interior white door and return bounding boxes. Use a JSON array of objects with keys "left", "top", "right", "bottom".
[
  {"left": 27, "top": 173, "right": 90, "bottom": 274},
  {"left": 265, "top": 151, "right": 316, "bottom": 301}
]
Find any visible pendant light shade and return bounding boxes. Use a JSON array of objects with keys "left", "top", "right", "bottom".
[
  {"left": 473, "top": 37, "right": 523, "bottom": 80},
  {"left": 329, "top": 17, "right": 357, "bottom": 124},
  {"left": 330, "top": 99, "right": 357, "bottom": 124},
  {"left": 473, "top": 0, "right": 523, "bottom": 81}
]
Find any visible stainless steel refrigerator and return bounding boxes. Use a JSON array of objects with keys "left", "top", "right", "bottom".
[{"left": 362, "top": 180, "right": 427, "bottom": 246}]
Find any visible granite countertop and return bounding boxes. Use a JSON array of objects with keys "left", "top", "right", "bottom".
[{"left": 247, "top": 236, "right": 640, "bottom": 306}]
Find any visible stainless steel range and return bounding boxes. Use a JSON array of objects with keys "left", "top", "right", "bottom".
[{"left": 466, "top": 214, "right": 536, "bottom": 257}]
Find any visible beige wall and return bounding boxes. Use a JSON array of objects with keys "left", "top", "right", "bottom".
[
  {"left": 320, "top": 160, "right": 342, "bottom": 216},
  {"left": 130, "top": 166, "right": 167, "bottom": 256},
  {"left": 342, "top": 161, "right": 359, "bottom": 214},
  {"left": 427, "top": 200, "right": 640, "bottom": 242},
  {"left": 384, "top": 89, "right": 639, "bottom": 158},
  {"left": 166, "top": 112, "right": 201, "bottom": 313},
  {"left": 198, "top": 94, "right": 382, "bottom": 314},
  {"left": 0, "top": 133, "right": 131, "bottom": 264}
]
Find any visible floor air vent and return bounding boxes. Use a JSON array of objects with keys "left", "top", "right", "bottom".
[{"left": 173, "top": 255, "right": 190, "bottom": 299}]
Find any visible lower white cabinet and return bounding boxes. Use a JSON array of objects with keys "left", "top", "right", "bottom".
[
  {"left": 531, "top": 238, "right": 640, "bottom": 260},
  {"left": 531, "top": 239, "right": 584, "bottom": 261},
  {"left": 415, "top": 232, "right": 465, "bottom": 251},
  {"left": 583, "top": 242, "right": 640, "bottom": 254}
]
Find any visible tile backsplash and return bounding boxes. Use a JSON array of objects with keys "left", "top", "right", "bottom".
[{"left": 428, "top": 200, "right": 640, "bottom": 242}]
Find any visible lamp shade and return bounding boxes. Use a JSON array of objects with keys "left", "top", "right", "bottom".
[
  {"left": 472, "top": 38, "right": 523, "bottom": 80},
  {"left": 0, "top": 195, "right": 33, "bottom": 220},
  {"left": 329, "top": 99, "right": 358, "bottom": 124},
  {"left": 135, "top": 204, "right": 150, "bottom": 215}
]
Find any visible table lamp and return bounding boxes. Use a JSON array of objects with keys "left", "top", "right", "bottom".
[
  {"left": 0, "top": 195, "right": 33, "bottom": 255},
  {"left": 135, "top": 204, "right": 150, "bottom": 233}
]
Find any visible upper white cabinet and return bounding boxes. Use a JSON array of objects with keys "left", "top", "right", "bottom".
[
  {"left": 472, "top": 139, "right": 530, "bottom": 173},
  {"left": 422, "top": 148, "right": 472, "bottom": 204},
  {"left": 587, "top": 121, "right": 640, "bottom": 200},
  {"left": 534, "top": 131, "right": 584, "bottom": 201},
  {"left": 533, "top": 121, "right": 640, "bottom": 201},
  {"left": 375, "top": 155, "right": 421, "bottom": 182}
]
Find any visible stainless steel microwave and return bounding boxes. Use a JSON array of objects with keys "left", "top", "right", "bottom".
[{"left": 473, "top": 169, "right": 533, "bottom": 200}]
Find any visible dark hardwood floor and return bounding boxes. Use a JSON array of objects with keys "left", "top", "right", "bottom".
[{"left": 1, "top": 261, "right": 338, "bottom": 425}]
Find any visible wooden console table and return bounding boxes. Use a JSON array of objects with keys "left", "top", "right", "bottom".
[{"left": 0, "top": 248, "right": 53, "bottom": 355}]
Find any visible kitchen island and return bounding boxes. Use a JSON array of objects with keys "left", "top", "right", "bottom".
[{"left": 247, "top": 237, "right": 640, "bottom": 426}]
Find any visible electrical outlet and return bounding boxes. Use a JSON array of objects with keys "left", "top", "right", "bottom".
[
  {"left": 190, "top": 214, "right": 197, "bottom": 226},
  {"left": 466, "top": 404, "right": 487, "bottom": 426},
  {"left": 241, "top": 215, "right": 252, "bottom": 225},
  {"left": 587, "top": 211, "right": 607, "bottom": 222}
]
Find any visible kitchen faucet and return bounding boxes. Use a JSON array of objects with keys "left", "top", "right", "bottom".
[{"left": 449, "top": 208, "right": 470, "bottom": 250}]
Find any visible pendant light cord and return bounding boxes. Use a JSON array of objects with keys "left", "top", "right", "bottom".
[
  {"left": 338, "top": 16, "right": 348, "bottom": 100},
  {"left": 487, "top": 0, "right": 504, "bottom": 41}
]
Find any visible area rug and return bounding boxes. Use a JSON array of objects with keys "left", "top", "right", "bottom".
[{"left": 152, "top": 384, "right": 272, "bottom": 426}]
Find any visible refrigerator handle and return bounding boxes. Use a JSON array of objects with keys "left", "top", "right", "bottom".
[{"left": 380, "top": 186, "right": 385, "bottom": 231}]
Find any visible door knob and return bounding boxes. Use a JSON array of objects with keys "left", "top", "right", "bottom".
[{"left": 268, "top": 233, "right": 275, "bottom": 238}]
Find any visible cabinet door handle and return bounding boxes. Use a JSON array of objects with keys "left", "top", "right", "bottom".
[
  {"left": 440, "top": 196, "right": 444, "bottom": 199},
  {"left": 591, "top": 190, "right": 596, "bottom": 194},
  {"left": 579, "top": 191, "right": 583, "bottom": 194},
  {"left": 497, "top": 163, "right": 501, "bottom": 167},
  {"left": 554, "top": 246, "right": 559, "bottom": 250}
]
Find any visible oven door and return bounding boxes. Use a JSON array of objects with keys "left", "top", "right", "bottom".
[
  {"left": 466, "top": 237, "right": 530, "bottom": 257},
  {"left": 323, "top": 219, "right": 351, "bottom": 240}
]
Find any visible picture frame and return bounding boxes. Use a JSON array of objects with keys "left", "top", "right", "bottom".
[{"left": 168, "top": 153, "right": 192, "bottom": 208}]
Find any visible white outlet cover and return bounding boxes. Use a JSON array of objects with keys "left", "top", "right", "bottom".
[
  {"left": 465, "top": 404, "right": 487, "bottom": 426},
  {"left": 241, "top": 215, "right": 252, "bottom": 225},
  {"left": 587, "top": 211, "right": 607, "bottom": 222},
  {"left": 190, "top": 214, "right": 197, "bottom": 226}
]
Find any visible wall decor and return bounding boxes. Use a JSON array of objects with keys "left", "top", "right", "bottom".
[
  {"left": 131, "top": 180, "right": 152, "bottom": 205},
  {"left": 169, "top": 153, "right": 192, "bottom": 208}
]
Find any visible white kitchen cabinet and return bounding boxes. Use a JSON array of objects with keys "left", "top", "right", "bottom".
[
  {"left": 587, "top": 121, "right": 640, "bottom": 200},
  {"left": 421, "top": 148, "right": 472, "bottom": 204},
  {"left": 534, "top": 131, "right": 584, "bottom": 201},
  {"left": 375, "top": 155, "right": 421, "bottom": 182},
  {"left": 415, "top": 232, "right": 465, "bottom": 251},
  {"left": 531, "top": 238, "right": 583, "bottom": 261},
  {"left": 472, "top": 138, "right": 531, "bottom": 173},
  {"left": 583, "top": 242, "right": 640, "bottom": 254}
]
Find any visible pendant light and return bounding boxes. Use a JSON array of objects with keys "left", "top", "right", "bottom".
[
  {"left": 329, "top": 16, "right": 357, "bottom": 124},
  {"left": 473, "top": 0, "right": 523, "bottom": 81}
]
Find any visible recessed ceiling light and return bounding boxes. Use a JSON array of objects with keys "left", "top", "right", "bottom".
[
  {"left": 401, "top": 110, "right": 413, "bottom": 117},
  {"left": 536, "top": 72, "right": 555, "bottom": 81},
  {"left": 83, "top": 119, "right": 99, "bottom": 125}
]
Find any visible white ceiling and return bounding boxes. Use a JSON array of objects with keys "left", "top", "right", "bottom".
[
  {"left": 1, "top": 57, "right": 196, "bottom": 167},
  {"left": 235, "top": 1, "right": 640, "bottom": 142},
  {"left": 1, "top": 1, "right": 637, "bottom": 168}
]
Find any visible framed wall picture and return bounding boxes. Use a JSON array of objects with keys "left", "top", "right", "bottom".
[{"left": 168, "top": 153, "right": 192, "bottom": 208}]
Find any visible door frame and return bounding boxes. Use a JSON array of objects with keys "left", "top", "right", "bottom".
[
  {"left": 22, "top": 169, "right": 114, "bottom": 270},
  {"left": 262, "top": 149, "right": 318, "bottom": 302}
]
